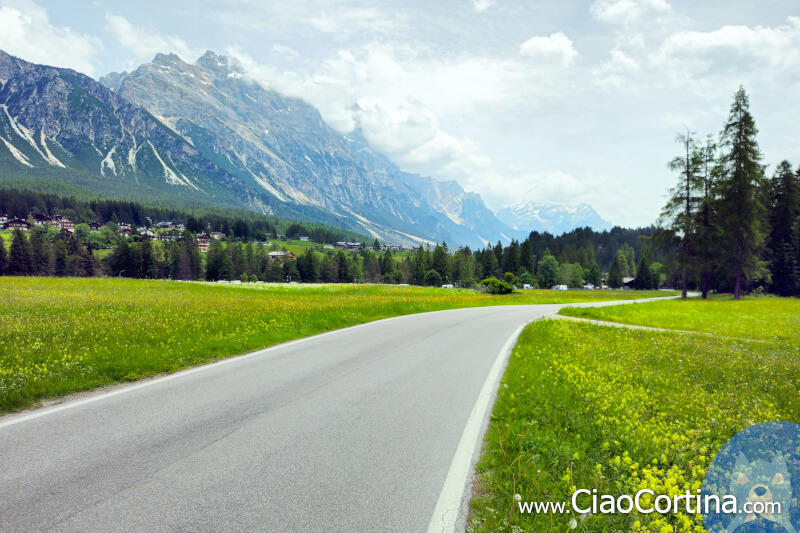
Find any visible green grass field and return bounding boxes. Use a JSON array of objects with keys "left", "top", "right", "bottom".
[
  {"left": 559, "top": 295, "right": 800, "bottom": 342},
  {"left": 469, "top": 296, "right": 800, "bottom": 533},
  {"left": 0, "top": 278, "right": 673, "bottom": 414}
]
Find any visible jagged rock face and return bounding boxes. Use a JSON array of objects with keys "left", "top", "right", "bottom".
[
  {"left": 101, "top": 51, "right": 518, "bottom": 247},
  {"left": 496, "top": 202, "right": 613, "bottom": 236},
  {"left": 0, "top": 49, "right": 270, "bottom": 213},
  {"left": 0, "top": 48, "right": 518, "bottom": 247}
]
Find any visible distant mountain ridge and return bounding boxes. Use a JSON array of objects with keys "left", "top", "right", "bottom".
[
  {"left": 496, "top": 202, "right": 612, "bottom": 235},
  {"left": 0, "top": 48, "right": 519, "bottom": 248},
  {"left": 100, "top": 51, "right": 518, "bottom": 248}
]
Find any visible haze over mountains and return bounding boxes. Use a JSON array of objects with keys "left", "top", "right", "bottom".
[
  {"left": 497, "top": 202, "right": 612, "bottom": 235},
  {"left": 0, "top": 49, "right": 613, "bottom": 246}
]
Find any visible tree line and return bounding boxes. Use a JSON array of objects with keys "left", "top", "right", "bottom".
[
  {"left": 0, "top": 188, "right": 368, "bottom": 245},
  {"left": 660, "top": 86, "right": 800, "bottom": 299}
]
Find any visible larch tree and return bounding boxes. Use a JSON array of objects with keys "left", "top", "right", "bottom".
[{"left": 663, "top": 130, "right": 704, "bottom": 297}]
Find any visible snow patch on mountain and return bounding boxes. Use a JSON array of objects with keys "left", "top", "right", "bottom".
[{"left": 496, "top": 202, "right": 613, "bottom": 235}]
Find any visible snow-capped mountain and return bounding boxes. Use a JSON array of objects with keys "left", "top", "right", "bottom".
[
  {"left": 0, "top": 48, "right": 518, "bottom": 248},
  {"left": 496, "top": 202, "right": 613, "bottom": 235}
]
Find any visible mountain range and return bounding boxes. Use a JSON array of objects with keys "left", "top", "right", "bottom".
[
  {"left": 0, "top": 48, "right": 612, "bottom": 246},
  {"left": 496, "top": 202, "right": 612, "bottom": 235}
]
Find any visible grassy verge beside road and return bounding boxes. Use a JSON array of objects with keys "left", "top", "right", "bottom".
[
  {"left": 0, "top": 278, "right": 673, "bottom": 414},
  {"left": 558, "top": 294, "right": 800, "bottom": 342},
  {"left": 469, "top": 297, "right": 800, "bottom": 532}
]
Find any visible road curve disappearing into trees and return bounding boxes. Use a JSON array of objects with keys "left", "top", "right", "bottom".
[{"left": 0, "top": 296, "right": 677, "bottom": 532}]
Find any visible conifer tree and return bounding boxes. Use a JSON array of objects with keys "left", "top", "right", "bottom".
[
  {"left": 767, "top": 160, "right": 800, "bottom": 296},
  {"left": 8, "top": 229, "right": 33, "bottom": 275},
  {"left": 716, "top": 86, "right": 768, "bottom": 299},
  {"left": 607, "top": 251, "right": 626, "bottom": 289},
  {"left": 0, "top": 237, "right": 6, "bottom": 274},
  {"left": 663, "top": 131, "right": 704, "bottom": 297}
]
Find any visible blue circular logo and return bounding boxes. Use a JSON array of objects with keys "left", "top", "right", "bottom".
[{"left": 703, "top": 421, "right": 800, "bottom": 533}]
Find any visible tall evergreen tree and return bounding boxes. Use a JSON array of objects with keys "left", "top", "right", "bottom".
[
  {"left": 716, "top": 86, "right": 768, "bottom": 299},
  {"left": 695, "top": 135, "right": 720, "bottom": 298},
  {"left": 52, "top": 240, "right": 68, "bottom": 276},
  {"left": 663, "top": 131, "right": 704, "bottom": 297},
  {"left": 520, "top": 239, "right": 535, "bottom": 274},
  {"left": 0, "top": 237, "right": 7, "bottom": 275},
  {"left": 767, "top": 160, "right": 800, "bottom": 296},
  {"left": 607, "top": 251, "right": 626, "bottom": 289},
  {"left": 8, "top": 229, "right": 33, "bottom": 275},
  {"left": 29, "top": 227, "right": 51, "bottom": 275}
]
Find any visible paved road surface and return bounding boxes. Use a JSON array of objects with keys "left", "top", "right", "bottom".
[{"left": 0, "top": 297, "right": 675, "bottom": 532}]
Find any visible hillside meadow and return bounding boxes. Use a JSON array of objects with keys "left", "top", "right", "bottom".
[
  {"left": 469, "top": 296, "right": 800, "bottom": 533},
  {"left": 0, "top": 277, "right": 671, "bottom": 413}
]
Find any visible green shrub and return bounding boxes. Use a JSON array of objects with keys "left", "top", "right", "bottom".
[{"left": 480, "top": 276, "right": 514, "bottom": 294}]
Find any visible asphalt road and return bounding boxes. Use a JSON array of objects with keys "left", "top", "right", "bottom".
[{"left": 0, "top": 297, "right": 675, "bottom": 532}]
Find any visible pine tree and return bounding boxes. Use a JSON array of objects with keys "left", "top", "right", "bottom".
[
  {"left": 607, "top": 251, "right": 626, "bottom": 289},
  {"left": 53, "top": 240, "right": 68, "bottom": 276},
  {"left": 716, "top": 86, "right": 768, "bottom": 299},
  {"left": 767, "top": 160, "right": 800, "bottom": 296},
  {"left": 8, "top": 229, "right": 33, "bottom": 275},
  {"left": 29, "top": 227, "right": 51, "bottom": 275},
  {"left": 432, "top": 244, "right": 450, "bottom": 282},
  {"left": 633, "top": 249, "right": 654, "bottom": 290},
  {"left": 520, "top": 240, "right": 535, "bottom": 274},
  {"left": 0, "top": 237, "right": 7, "bottom": 275}
]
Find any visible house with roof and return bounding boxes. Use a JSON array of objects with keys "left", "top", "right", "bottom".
[
  {"left": 3, "top": 218, "right": 30, "bottom": 230},
  {"left": 31, "top": 214, "right": 52, "bottom": 226},
  {"left": 267, "top": 250, "right": 296, "bottom": 261},
  {"left": 334, "top": 242, "right": 364, "bottom": 250},
  {"left": 158, "top": 229, "right": 184, "bottom": 242},
  {"left": 197, "top": 234, "right": 211, "bottom": 253}
]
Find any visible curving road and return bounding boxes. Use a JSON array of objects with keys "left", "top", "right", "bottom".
[{"left": 0, "top": 297, "right": 675, "bottom": 533}]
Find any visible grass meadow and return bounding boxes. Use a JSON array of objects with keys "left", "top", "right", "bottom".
[
  {"left": 559, "top": 295, "right": 800, "bottom": 342},
  {"left": 469, "top": 296, "right": 800, "bottom": 533},
  {"left": 0, "top": 277, "right": 670, "bottom": 414}
]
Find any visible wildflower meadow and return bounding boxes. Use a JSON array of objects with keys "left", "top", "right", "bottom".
[{"left": 469, "top": 298, "right": 800, "bottom": 532}]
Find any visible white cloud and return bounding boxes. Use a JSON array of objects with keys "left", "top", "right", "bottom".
[
  {"left": 656, "top": 17, "right": 800, "bottom": 80},
  {"left": 106, "top": 13, "right": 203, "bottom": 69},
  {"left": 471, "top": 0, "right": 495, "bottom": 13},
  {"left": 270, "top": 44, "right": 298, "bottom": 59},
  {"left": 227, "top": 42, "right": 533, "bottom": 185},
  {"left": 520, "top": 32, "right": 577, "bottom": 67},
  {"left": 592, "top": 49, "right": 640, "bottom": 89},
  {"left": 590, "top": 0, "right": 670, "bottom": 26},
  {"left": 0, "top": 0, "right": 102, "bottom": 76},
  {"left": 308, "top": 7, "right": 407, "bottom": 39}
]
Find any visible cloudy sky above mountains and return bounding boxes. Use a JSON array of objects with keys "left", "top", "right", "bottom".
[{"left": 1, "top": 0, "right": 798, "bottom": 227}]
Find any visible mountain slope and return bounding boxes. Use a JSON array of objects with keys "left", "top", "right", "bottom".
[
  {"left": 100, "top": 51, "right": 517, "bottom": 247},
  {"left": 0, "top": 48, "right": 517, "bottom": 247},
  {"left": 0, "top": 49, "right": 277, "bottom": 214},
  {"left": 496, "top": 202, "right": 612, "bottom": 235}
]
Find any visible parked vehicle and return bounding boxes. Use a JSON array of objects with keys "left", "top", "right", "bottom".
[{"left": 552, "top": 285, "right": 568, "bottom": 291}]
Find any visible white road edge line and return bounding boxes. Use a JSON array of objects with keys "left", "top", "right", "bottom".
[
  {"left": 0, "top": 314, "right": 410, "bottom": 430},
  {"left": 426, "top": 316, "right": 541, "bottom": 533}
]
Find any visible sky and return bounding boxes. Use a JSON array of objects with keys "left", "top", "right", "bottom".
[{"left": 0, "top": 0, "right": 798, "bottom": 227}]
